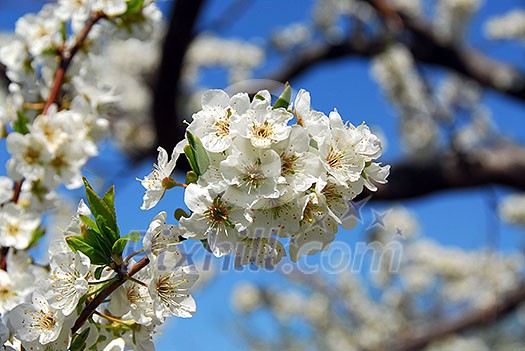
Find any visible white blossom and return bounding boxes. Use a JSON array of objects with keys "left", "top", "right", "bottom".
[
  {"left": 47, "top": 240, "right": 90, "bottom": 316},
  {"left": 143, "top": 211, "right": 180, "bottom": 260},
  {"left": 9, "top": 293, "right": 65, "bottom": 345},
  {"left": 485, "top": 10, "right": 525, "bottom": 41},
  {"left": 220, "top": 137, "right": 282, "bottom": 207},
  {"left": 0, "top": 204, "right": 40, "bottom": 250},
  {"left": 148, "top": 251, "right": 199, "bottom": 319},
  {"left": 180, "top": 184, "right": 251, "bottom": 256},
  {"left": 139, "top": 146, "right": 180, "bottom": 210}
]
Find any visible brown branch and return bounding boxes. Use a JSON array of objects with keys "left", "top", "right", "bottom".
[
  {"left": 0, "top": 179, "right": 25, "bottom": 271},
  {"left": 0, "top": 247, "right": 9, "bottom": 271},
  {"left": 223, "top": 38, "right": 387, "bottom": 110},
  {"left": 380, "top": 283, "right": 525, "bottom": 351},
  {"left": 363, "top": 0, "right": 525, "bottom": 103},
  {"left": 359, "top": 144, "right": 525, "bottom": 201},
  {"left": 0, "top": 62, "right": 8, "bottom": 89},
  {"left": 71, "top": 256, "right": 150, "bottom": 334},
  {"left": 43, "top": 12, "right": 104, "bottom": 114},
  {"left": 151, "top": 0, "right": 205, "bottom": 159},
  {"left": 0, "top": 14, "right": 103, "bottom": 271},
  {"left": 263, "top": 1, "right": 525, "bottom": 104}
]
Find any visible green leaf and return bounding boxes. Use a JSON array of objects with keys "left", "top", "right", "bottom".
[
  {"left": 94, "top": 266, "right": 105, "bottom": 280},
  {"left": 111, "top": 231, "right": 141, "bottom": 256},
  {"left": 60, "top": 21, "right": 67, "bottom": 43},
  {"left": 84, "top": 228, "right": 112, "bottom": 257},
  {"left": 194, "top": 144, "right": 210, "bottom": 176},
  {"left": 111, "top": 238, "right": 129, "bottom": 256},
  {"left": 273, "top": 82, "right": 291, "bottom": 110},
  {"left": 126, "top": 231, "right": 141, "bottom": 242},
  {"left": 184, "top": 144, "right": 199, "bottom": 175},
  {"left": 174, "top": 208, "right": 190, "bottom": 221},
  {"left": 66, "top": 236, "right": 92, "bottom": 253},
  {"left": 102, "top": 185, "right": 115, "bottom": 213},
  {"left": 184, "top": 131, "right": 209, "bottom": 176},
  {"left": 125, "top": 0, "right": 145, "bottom": 15},
  {"left": 82, "top": 177, "right": 119, "bottom": 241},
  {"left": 186, "top": 130, "right": 197, "bottom": 148},
  {"left": 27, "top": 226, "right": 46, "bottom": 249},
  {"left": 70, "top": 328, "right": 90, "bottom": 351},
  {"left": 78, "top": 215, "right": 98, "bottom": 233},
  {"left": 185, "top": 171, "right": 198, "bottom": 184},
  {"left": 66, "top": 236, "right": 109, "bottom": 265},
  {"left": 13, "top": 111, "right": 30, "bottom": 135},
  {"left": 309, "top": 138, "right": 319, "bottom": 150},
  {"left": 254, "top": 93, "right": 266, "bottom": 101}
]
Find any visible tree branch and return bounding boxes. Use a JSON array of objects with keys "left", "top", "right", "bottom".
[
  {"left": 71, "top": 257, "right": 150, "bottom": 334},
  {"left": 360, "top": 144, "right": 525, "bottom": 201},
  {"left": 380, "top": 282, "right": 525, "bottom": 351},
  {"left": 365, "top": 0, "right": 525, "bottom": 103},
  {"left": 44, "top": 12, "right": 104, "bottom": 114},
  {"left": 151, "top": 0, "right": 205, "bottom": 156},
  {"left": 226, "top": 38, "right": 385, "bottom": 97}
]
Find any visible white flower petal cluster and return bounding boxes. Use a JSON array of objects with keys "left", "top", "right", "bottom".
[
  {"left": 143, "top": 211, "right": 180, "bottom": 260},
  {"left": 185, "top": 35, "right": 265, "bottom": 84},
  {"left": 435, "top": 0, "right": 482, "bottom": 42},
  {"left": 372, "top": 44, "right": 438, "bottom": 156},
  {"left": 9, "top": 293, "right": 65, "bottom": 345},
  {"left": 0, "top": 204, "right": 40, "bottom": 250},
  {"left": 0, "top": 1, "right": 181, "bottom": 349},
  {"left": 499, "top": 193, "right": 525, "bottom": 227},
  {"left": 0, "top": 251, "right": 41, "bottom": 315},
  {"left": 139, "top": 147, "right": 180, "bottom": 210},
  {"left": 7, "top": 106, "right": 97, "bottom": 189},
  {"left": 170, "top": 88, "right": 388, "bottom": 264},
  {"left": 0, "top": 0, "right": 161, "bottom": 263},
  {"left": 231, "top": 207, "right": 525, "bottom": 351},
  {"left": 485, "top": 10, "right": 525, "bottom": 41},
  {"left": 148, "top": 250, "right": 199, "bottom": 319},
  {"left": 47, "top": 240, "right": 90, "bottom": 316}
]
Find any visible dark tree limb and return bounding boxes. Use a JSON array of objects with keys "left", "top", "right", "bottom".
[
  {"left": 360, "top": 144, "right": 525, "bottom": 201},
  {"left": 262, "top": 1, "right": 525, "bottom": 104},
  {"left": 227, "top": 38, "right": 386, "bottom": 96},
  {"left": 0, "top": 63, "right": 7, "bottom": 89},
  {"left": 152, "top": 0, "right": 206, "bottom": 155},
  {"left": 379, "top": 282, "right": 525, "bottom": 351},
  {"left": 364, "top": 0, "right": 525, "bottom": 102},
  {"left": 148, "top": 0, "right": 525, "bottom": 204}
]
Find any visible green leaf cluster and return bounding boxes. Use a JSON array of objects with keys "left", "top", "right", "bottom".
[{"left": 66, "top": 177, "right": 139, "bottom": 266}]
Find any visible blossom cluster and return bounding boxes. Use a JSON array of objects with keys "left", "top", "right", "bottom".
[
  {"left": 0, "top": 0, "right": 161, "bottom": 251},
  {"left": 485, "top": 10, "right": 525, "bottom": 41},
  {"left": 499, "top": 193, "right": 525, "bottom": 228},
  {"left": 372, "top": 44, "right": 438, "bottom": 156},
  {"left": 0, "top": 1, "right": 202, "bottom": 350},
  {"left": 1, "top": 196, "right": 199, "bottom": 351},
  {"left": 0, "top": 0, "right": 391, "bottom": 349},
  {"left": 140, "top": 86, "right": 389, "bottom": 265},
  {"left": 435, "top": 0, "right": 482, "bottom": 42},
  {"left": 231, "top": 207, "right": 525, "bottom": 351}
]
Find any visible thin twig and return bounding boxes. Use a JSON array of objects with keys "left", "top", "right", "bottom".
[
  {"left": 71, "top": 256, "right": 150, "bottom": 334},
  {"left": 43, "top": 12, "right": 104, "bottom": 114},
  {"left": 380, "top": 283, "right": 525, "bottom": 351}
]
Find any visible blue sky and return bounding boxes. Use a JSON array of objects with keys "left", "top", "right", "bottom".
[{"left": 1, "top": 1, "right": 525, "bottom": 350}]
